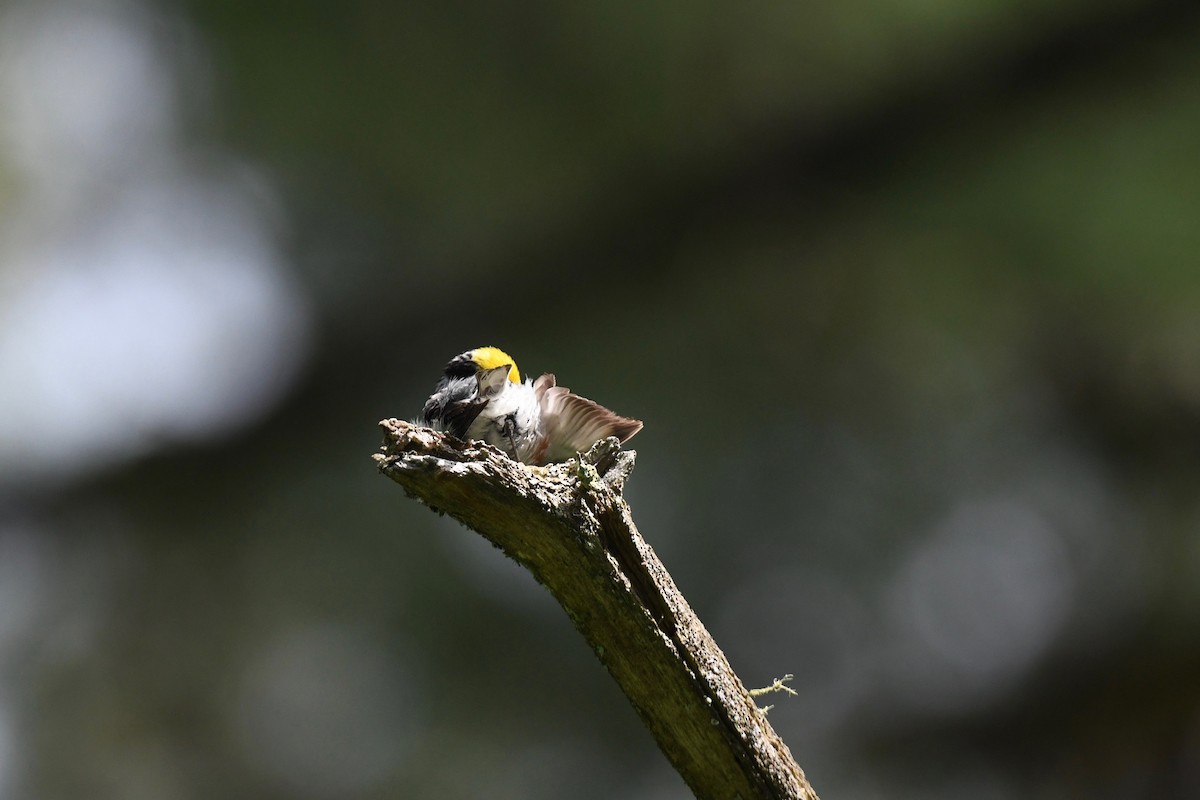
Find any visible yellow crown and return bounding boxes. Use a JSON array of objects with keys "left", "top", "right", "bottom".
[{"left": 471, "top": 346, "right": 520, "bottom": 383}]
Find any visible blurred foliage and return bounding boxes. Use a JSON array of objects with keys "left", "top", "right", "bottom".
[{"left": 3, "top": 0, "right": 1200, "bottom": 798}]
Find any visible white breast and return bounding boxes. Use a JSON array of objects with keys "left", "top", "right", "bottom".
[{"left": 465, "top": 379, "right": 542, "bottom": 461}]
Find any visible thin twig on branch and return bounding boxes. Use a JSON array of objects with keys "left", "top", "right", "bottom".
[{"left": 374, "top": 419, "right": 819, "bottom": 800}]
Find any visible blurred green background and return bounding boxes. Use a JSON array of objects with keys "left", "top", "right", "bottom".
[{"left": 1, "top": 0, "right": 1199, "bottom": 797}]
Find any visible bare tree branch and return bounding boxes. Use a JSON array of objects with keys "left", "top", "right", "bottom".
[{"left": 374, "top": 419, "right": 819, "bottom": 800}]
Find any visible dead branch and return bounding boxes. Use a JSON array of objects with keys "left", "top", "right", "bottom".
[{"left": 374, "top": 419, "right": 819, "bottom": 800}]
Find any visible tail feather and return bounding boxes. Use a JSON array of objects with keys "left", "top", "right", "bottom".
[{"left": 534, "top": 373, "right": 643, "bottom": 464}]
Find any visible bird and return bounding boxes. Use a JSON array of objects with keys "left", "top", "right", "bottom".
[{"left": 421, "top": 346, "right": 642, "bottom": 466}]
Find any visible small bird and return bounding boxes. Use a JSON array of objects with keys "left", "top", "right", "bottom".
[{"left": 421, "top": 346, "right": 642, "bottom": 465}]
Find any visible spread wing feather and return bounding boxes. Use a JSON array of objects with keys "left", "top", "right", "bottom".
[{"left": 534, "top": 373, "right": 642, "bottom": 464}]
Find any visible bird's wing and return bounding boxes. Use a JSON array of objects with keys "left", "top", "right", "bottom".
[
  {"left": 477, "top": 365, "right": 512, "bottom": 399},
  {"left": 423, "top": 375, "right": 483, "bottom": 438},
  {"left": 534, "top": 373, "right": 642, "bottom": 464}
]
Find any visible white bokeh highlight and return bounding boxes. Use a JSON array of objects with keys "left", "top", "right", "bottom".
[
  {"left": 884, "top": 497, "right": 1076, "bottom": 712},
  {"left": 0, "top": 0, "right": 310, "bottom": 483}
]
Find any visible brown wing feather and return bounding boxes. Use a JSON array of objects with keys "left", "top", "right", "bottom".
[{"left": 535, "top": 373, "right": 642, "bottom": 464}]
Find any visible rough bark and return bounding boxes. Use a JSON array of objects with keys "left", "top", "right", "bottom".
[{"left": 374, "top": 419, "right": 819, "bottom": 800}]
